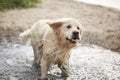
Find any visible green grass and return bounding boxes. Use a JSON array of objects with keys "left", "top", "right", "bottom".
[{"left": 0, "top": 0, "right": 41, "bottom": 11}]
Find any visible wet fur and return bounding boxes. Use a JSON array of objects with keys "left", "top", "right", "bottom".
[{"left": 20, "top": 18, "right": 83, "bottom": 80}]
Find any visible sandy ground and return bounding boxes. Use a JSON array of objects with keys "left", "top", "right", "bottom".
[{"left": 0, "top": 0, "right": 120, "bottom": 80}]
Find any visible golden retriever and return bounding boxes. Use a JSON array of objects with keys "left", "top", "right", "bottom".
[{"left": 20, "top": 18, "right": 83, "bottom": 80}]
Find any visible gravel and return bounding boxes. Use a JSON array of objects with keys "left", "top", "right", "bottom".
[{"left": 0, "top": 43, "right": 120, "bottom": 80}]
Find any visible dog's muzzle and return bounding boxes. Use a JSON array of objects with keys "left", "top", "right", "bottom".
[
  {"left": 66, "top": 36, "right": 80, "bottom": 44},
  {"left": 66, "top": 31, "right": 80, "bottom": 44},
  {"left": 66, "top": 37, "right": 79, "bottom": 44}
]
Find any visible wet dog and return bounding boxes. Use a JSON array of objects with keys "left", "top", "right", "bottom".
[{"left": 20, "top": 18, "right": 83, "bottom": 80}]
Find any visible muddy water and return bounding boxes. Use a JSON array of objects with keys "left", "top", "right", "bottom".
[{"left": 0, "top": 43, "right": 120, "bottom": 80}]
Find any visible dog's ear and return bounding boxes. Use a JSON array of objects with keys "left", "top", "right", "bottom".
[{"left": 47, "top": 21, "right": 63, "bottom": 29}]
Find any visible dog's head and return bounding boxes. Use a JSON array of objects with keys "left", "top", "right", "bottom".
[{"left": 48, "top": 18, "right": 83, "bottom": 44}]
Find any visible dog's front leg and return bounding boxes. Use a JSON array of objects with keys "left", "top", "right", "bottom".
[
  {"left": 58, "top": 60, "right": 70, "bottom": 77},
  {"left": 40, "top": 58, "right": 49, "bottom": 80},
  {"left": 62, "top": 61, "right": 70, "bottom": 77}
]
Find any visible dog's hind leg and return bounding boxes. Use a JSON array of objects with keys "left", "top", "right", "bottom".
[
  {"left": 32, "top": 42, "right": 43, "bottom": 64},
  {"left": 32, "top": 45, "right": 39, "bottom": 64},
  {"left": 40, "top": 57, "right": 50, "bottom": 80},
  {"left": 38, "top": 45, "right": 43, "bottom": 64}
]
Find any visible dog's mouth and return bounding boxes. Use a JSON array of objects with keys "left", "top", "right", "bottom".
[{"left": 66, "top": 37, "right": 79, "bottom": 44}]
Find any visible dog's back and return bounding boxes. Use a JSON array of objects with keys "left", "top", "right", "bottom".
[{"left": 19, "top": 20, "right": 53, "bottom": 42}]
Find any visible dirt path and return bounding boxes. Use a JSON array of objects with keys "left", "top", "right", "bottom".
[{"left": 0, "top": 0, "right": 120, "bottom": 51}]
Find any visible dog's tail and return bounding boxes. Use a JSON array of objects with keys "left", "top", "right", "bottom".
[{"left": 19, "top": 29, "right": 31, "bottom": 42}]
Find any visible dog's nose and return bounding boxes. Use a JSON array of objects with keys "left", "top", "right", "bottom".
[{"left": 72, "top": 31, "right": 79, "bottom": 36}]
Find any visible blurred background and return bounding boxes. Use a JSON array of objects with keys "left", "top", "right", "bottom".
[
  {"left": 75, "top": 0, "right": 120, "bottom": 10},
  {"left": 0, "top": 0, "right": 120, "bottom": 52}
]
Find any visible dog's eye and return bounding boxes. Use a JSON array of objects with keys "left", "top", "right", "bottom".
[
  {"left": 77, "top": 27, "right": 79, "bottom": 30},
  {"left": 66, "top": 25, "right": 71, "bottom": 29}
]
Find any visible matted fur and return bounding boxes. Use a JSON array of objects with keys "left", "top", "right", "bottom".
[{"left": 20, "top": 18, "right": 83, "bottom": 80}]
